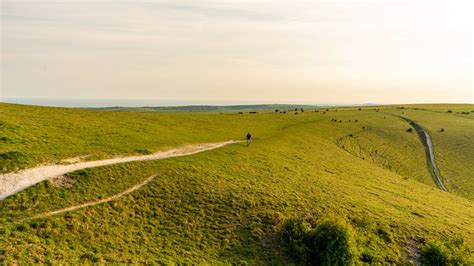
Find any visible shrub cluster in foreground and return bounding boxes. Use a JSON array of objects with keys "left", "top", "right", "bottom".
[
  {"left": 280, "top": 218, "right": 356, "bottom": 265},
  {"left": 420, "top": 239, "right": 471, "bottom": 266},
  {"left": 280, "top": 218, "right": 471, "bottom": 265}
]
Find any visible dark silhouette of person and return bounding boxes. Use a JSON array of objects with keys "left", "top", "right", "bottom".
[{"left": 246, "top": 132, "right": 252, "bottom": 147}]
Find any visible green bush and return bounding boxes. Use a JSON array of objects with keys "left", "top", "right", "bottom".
[
  {"left": 421, "top": 240, "right": 449, "bottom": 265},
  {"left": 281, "top": 218, "right": 357, "bottom": 265},
  {"left": 306, "top": 218, "right": 357, "bottom": 265},
  {"left": 420, "top": 239, "right": 471, "bottom": 266},
  {"left": 280, "top": 218, "right": 312, "bottom": 262}
]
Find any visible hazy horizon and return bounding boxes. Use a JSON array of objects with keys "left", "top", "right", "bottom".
[
  {"left": 2, "top": 97, "right": 377, "bottom": 108},
  {"left": 1, "top": 0, "right": 473, "bottom": 104},
  {"left": 3, "top": 97, "right": 473, "bottom": 109}
]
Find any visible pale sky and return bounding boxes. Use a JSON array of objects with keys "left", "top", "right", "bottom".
[{"left": 1, "top": 0, "right": 473, "bottom": 105}]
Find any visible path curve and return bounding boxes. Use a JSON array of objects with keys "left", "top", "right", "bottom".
[
  {"left": 24, "top": 174, "right": 159, "bottom": 221},
  {"left": 1, "top": 140, "right": 240, "bottom": 200},
  {"left": 401, "top": 118, "right": 448, "bottom": 191}
]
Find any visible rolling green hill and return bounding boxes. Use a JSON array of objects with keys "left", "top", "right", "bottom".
[
  {"left": 385, "top": 105, "right": 474, "bottom": 200},
  {"left": 96, "top": 104, "right": 321, "bottom": 112},
  {"left": 1, "top": 103, "right": 473, "bottom": 264}
]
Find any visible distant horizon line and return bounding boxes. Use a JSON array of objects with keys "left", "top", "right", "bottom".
[{"left": 1, "top": 97, "right": 472, "bottom": 108}]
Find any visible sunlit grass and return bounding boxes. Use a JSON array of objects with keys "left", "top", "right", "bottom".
[{"left": 1, "top": 103, "right": 473, "bottom": 263}]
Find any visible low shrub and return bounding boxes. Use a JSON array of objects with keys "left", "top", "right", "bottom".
[
  {"left": 280, "top": 218, "right": 312, "bottom": 262},
  {"left": 280, "top": 218, "right": 357, "bottom": 265},
  {"left": 421, "top": 240, "right": 449, "bottom": 265},
  {"left": 306, "top": 218, "right": 357, "bottom": 265},
  {"left": 420, "top": 239, "right": 471, "bottom": 266}
]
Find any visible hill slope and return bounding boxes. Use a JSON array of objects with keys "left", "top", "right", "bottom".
[
  {"left": 97, "top": 104, "right": 320, "bottom": 112},
  {"left": 1, "top": 103, "right": 473, "bottom": 264}
]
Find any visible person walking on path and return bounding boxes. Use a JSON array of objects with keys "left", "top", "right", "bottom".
[{"left": 246, "top": 132, "right": 252, "bottom": 147}]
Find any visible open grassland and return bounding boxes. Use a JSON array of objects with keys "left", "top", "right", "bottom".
[
  {"left": 0, "top": 103, "right": 295, "bottom": 173},
  {"left": 401, "top": 104, "right": 474, "bottom": 119},
  {"left": 383, "top": 106, "right": 474, "bottom": 200},
  {"left": 1, "top": 103, "right": 473, "bottom": 263},
  {"left": 327, "top": 109, "right": 434, "bottom": 188},
  {"left": 98, "top": 104, "right": 318, "bottom": 113}
]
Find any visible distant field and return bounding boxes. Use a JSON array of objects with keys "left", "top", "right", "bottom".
[
  {"left": 1, "top": 103, "right": 473, "bottom": 263},
  {"left": 97, "top": 103, "right": 321, "bottom": 112},
  {"left": 402, "top": 104, "right": 474, "bottom": 118},
  {"left": 384, "top": 105, "right": 474, "bottom": 200},
  {"left": 0, "top": 103, "right": 299, "bottom": 173}
]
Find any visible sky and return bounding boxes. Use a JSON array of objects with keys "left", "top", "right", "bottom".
[{"left": 1, "top": 0, "right": 473, "bottom": 106}]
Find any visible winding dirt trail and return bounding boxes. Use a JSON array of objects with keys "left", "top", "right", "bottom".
[
  {"left": 401, "top": 118, "right": 448, "bottom": 191},
  {"left": 24, "top": 174, "right": 159, "bottom": 221},
  {"left": 1, "top": 140, "right": 240, "bottom": 200}
]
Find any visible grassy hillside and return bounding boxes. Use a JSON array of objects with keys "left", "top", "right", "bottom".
[
  {"left": 384, "top": 105, "right": 474, "bottom": 200},
  {"left": 327, "top": 109, "right": 434, "bottom": 187},
  {"left": 1, "top": 103, "right": 473, "bottom": 264},
  {"left": 0, "top": 103, "right": 295, "bottom": 173},
  {"left": 402, "top": 104, "right": 473, "bottom": 119},
  {"left": 97, "top": 104, "right": 320, "bottom": 112}
]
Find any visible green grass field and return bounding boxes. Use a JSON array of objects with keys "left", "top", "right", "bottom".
[
  {"left": 385, "top": 105, "right": 474, "bottom": 200},
  {"left": 1, "top": 103, "right": 473, "bottom": 264}
]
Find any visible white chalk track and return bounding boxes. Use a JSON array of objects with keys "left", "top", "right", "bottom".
[{"left": 0, "top": 140, "right": 240, "bottom": 200}]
